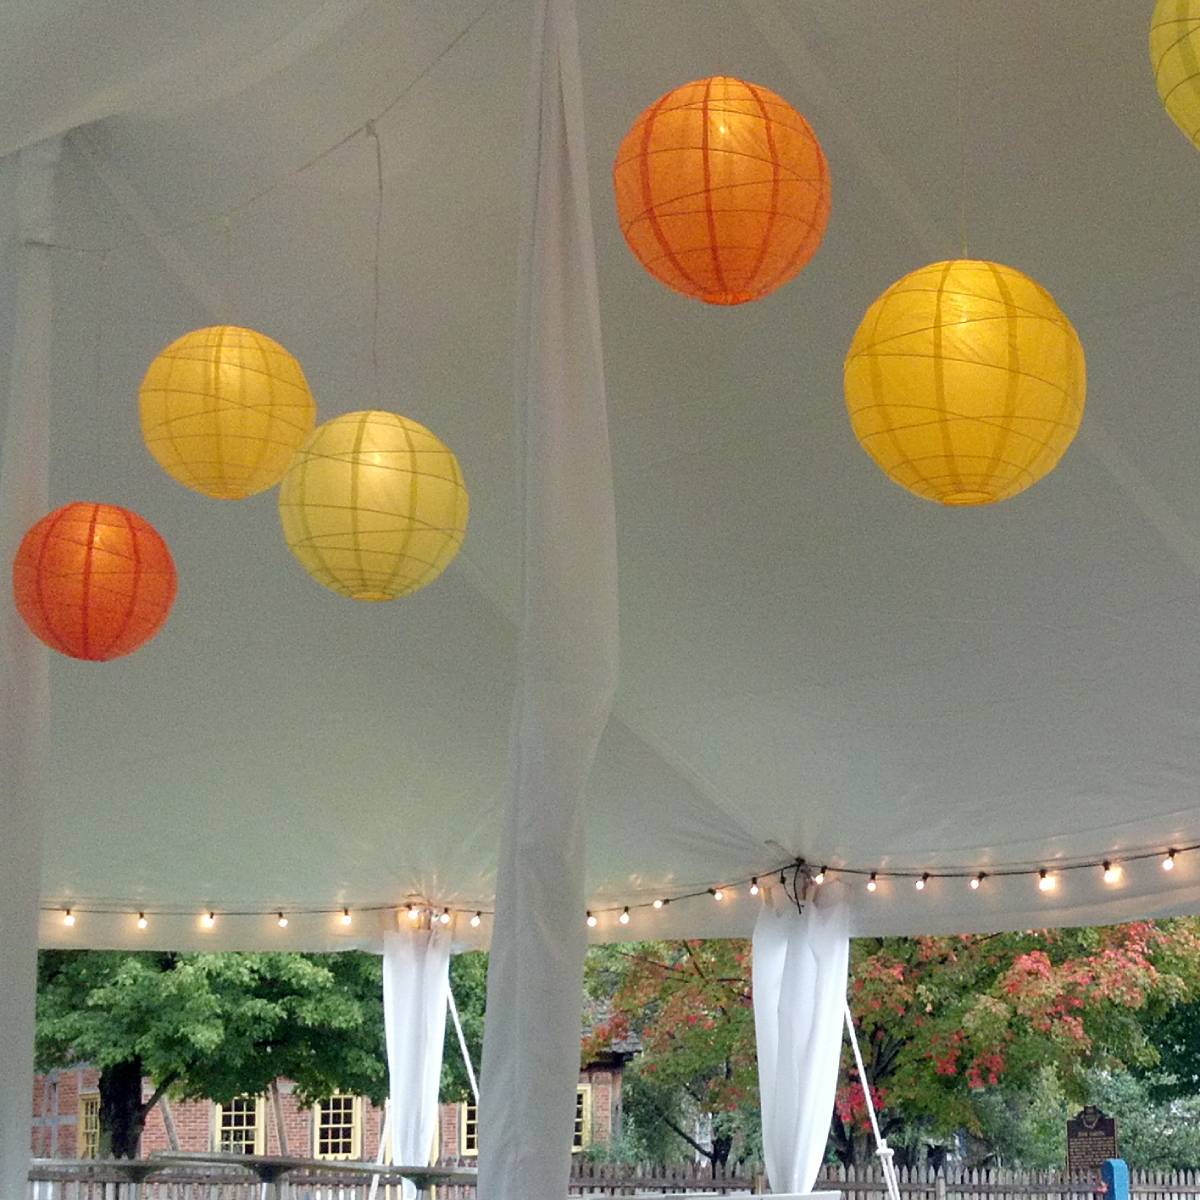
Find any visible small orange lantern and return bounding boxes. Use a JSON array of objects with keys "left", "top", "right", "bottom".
[
  {"left": 12, "top": 502, "right": 177, "bottom": 661},
  {"left": 613, "top": 75, "right": 831, "bottom": 305}
]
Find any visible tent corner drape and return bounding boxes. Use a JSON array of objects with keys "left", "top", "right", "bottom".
[
  {"left": 382, "top": 925, "right": 452, "bottom": 1198},
  {"left": 752, "top": 885, "right": 851, "bottom": 1195}
]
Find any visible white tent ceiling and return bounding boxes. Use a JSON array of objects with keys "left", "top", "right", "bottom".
[{"left": 4, "top": 0, "right": 1200, "bottom": 949}]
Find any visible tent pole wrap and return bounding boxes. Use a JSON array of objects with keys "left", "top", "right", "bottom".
[
  {"left": 382, "top": 927, "right": 451, "bottom": 1199},
  {"left": 0, "top": 136, "right": 59, "bottom": 1195},
  {"left": 752, "top": 886, "right": 850, "bottom": 1194},
  {"left": 477, "top": 0, "right": 618, "bottom": 1195}
]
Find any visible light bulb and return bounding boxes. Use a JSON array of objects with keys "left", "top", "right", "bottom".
[
  {"left": 749, "top": 878, "right": 760, "bottom": 896},
  {"left": 970, "top": 874, "right": 984, "bottom": 891},
  {"left": 619, "top": 906, "right": 631, "bottom": 926},
  {"left": 277, "top": 913, "right": 289, "bottom": 928},
  {"left": 711, "top": 888, "right": 725, "bottom": 902},
  {"left": 652, "top": 898, "right": 664, "bottom": 910},
  {"left": 470, "top": 912, "right": 482, "bottom": 928},
  {"left": 1163, "top": 850, "right": 1177, "bottom": 872},
  {"left": 63, "top": 909, "right": 75, "bottom": 927},
  {"left": 586, "top": 911, "right": 598, "bottom": 928},
  {"left": 814, "top": 867, "right": 827, "bottom": 885},
  {"left": 202, "top": 912, "right": 216, "bottom": 929},
  {"left": 407, "top": 905, "right": 420, "bottom": 922},
  {"left": 341, "top": 909, "right": 353, "bottom": 926},
  {"left": 866, "top": 874, "right": 877, "bottom": 893},
  {"left": 915, "top": 873, "right": 928, "bottom": 892},
  {"left": 136, "top": 913, "right": 148, "bottom": 930},
  {"left": 439, "top": 909, "right": 451, "bottom": 926},
  {"left": 1038, "top": 870, "right": 1055, "bottom": 892},
  {"left": 1103, "top": 862, "right": 1121, "bottom": 885}
]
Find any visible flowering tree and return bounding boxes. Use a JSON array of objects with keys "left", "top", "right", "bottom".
[{"left": 584, "top": 921, "right": 1200, "bottom": 1167}]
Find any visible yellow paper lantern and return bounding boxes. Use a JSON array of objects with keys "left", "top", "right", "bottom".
[
  {"left": 278, "top": 410, "right": 468, "bottom": 601},
  {"left": 844, "top": 260, "right": 1086, "bottom": 506},
  {"left": 612, "top": 75, "right": 831, "bottom": 305},
  {"left": 139, "top": 325, "right": 317, "bottom": 499},
  {"left": 1151, "top": 0, "right": 1200, "bottom": 150}
]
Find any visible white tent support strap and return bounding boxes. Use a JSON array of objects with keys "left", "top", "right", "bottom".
[
  {"left": 382, "top": 927, "right": 451, "bottom": 1200},
  {"left": 752, "top": 888, "right": 850, "bottom": 1194},
  {"left": 0, "top": 136, "right": 59, "bottom": 1196},
  {"left": 844, "top": 1001, "right": 901, "bottom": 1200},
  {"left": 476, "top": 0, "right": 618, "bottom": 1195},
  {"left": 448, "top": 986, "right": 480, "bottom": 1106}
]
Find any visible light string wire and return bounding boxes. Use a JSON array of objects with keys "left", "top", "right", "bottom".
[
  {"left": 956, "top": 0, "right": 969, "bottom": 259},
  {"left": 366, "top": 118, "right": 384, "bottom": 408},
  {"left": 39, "top": 840, "right": 1200, "bottom": 927},
  {"left": 31, "top": 0, "right": 504, "bottom": 261}
]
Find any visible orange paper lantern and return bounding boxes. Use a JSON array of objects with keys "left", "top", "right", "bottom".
[
  {"left": 613, "top": 75, "right": 831, "bottom": 305},
  {"left": 12, "top": 502, "right": 177, "bottom": 661}
]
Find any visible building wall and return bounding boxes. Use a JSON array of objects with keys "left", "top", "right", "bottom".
[{"left": 31, "top": 1062, "right": 623, "bottom": 1162}]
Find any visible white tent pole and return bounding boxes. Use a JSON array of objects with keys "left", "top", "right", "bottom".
[
  {"left": 447, "top": 988, "right": 479, "bottom": 1106},
  {"left": 367, "top": 1101, "right": 390, "bottom": 1200},
  {"left": 844, "top": 1002, "right": 901, "bottom": 1200},
  {"left": 476, "top": 0, "right": 617, "bottom": 1195},
  {"left": 0, "top": 134, "right": 60, "bottom": 1200}
]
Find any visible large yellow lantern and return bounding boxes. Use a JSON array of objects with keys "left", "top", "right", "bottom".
[
  {"left": 844, "top": 260, "right": 1085, "bottom": 506},
  {"left": 278, "top": 410, "right": 468, "bottom": 601},
  {"left": 139, "top": 326, "right": 317, "bottom": 499},
  {"left": 1151, "top": 0, "right": 1200, "bottom": 151},
  {"left": 613, "top": 75, "right": 831, "bottom": 305}
]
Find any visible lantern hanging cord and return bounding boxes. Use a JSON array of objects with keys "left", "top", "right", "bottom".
[
  {"left": 367, "top": 119, "right": 384, "bottom": 407},
  {"left": 956, "top": 0, "right": 968, "bottom": 258}
]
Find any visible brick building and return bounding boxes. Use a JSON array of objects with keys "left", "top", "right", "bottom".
[{"left": 31, "top": 1056, "right": 627, "bottom": 1164}]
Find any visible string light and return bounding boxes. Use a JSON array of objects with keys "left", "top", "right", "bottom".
[{"left": 41, "top": 845, "right": 1200, "bottom": 933}]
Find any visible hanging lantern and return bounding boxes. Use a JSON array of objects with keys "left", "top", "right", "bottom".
[
  {"left": 612, "top": 75, "right": 830, "bottom": 305},
  {"left": 1150, "top": 0, "right": 1200, "bottom": 151},
  {"left": 844, "top": 260, "right": 1086, "bottom": 505},
  {"left": 278, "top": 410, "right": 468, "bottom": 601},
  {"left": 139, "top": 325, "right": 317, "bottom": 500},
  {"left": 12, "top": 502, "right": 177, "bottom": 661}
]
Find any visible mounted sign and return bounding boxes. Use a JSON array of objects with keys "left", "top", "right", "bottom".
[{"left": 1067, "top": 1107, "right": 1118, "bottom": 1174}]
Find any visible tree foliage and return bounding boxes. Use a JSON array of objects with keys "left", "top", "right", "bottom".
[
  {"left": 37, "top": 951, "right": 388, "bottom": 1157},
  {"left": 584, "top": 921, "right": 1200, "bottom": 1167}
]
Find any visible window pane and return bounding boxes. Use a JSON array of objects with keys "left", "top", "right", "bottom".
[{"left": 78, "top": 1095, "right": 101, "bottom": 1159}]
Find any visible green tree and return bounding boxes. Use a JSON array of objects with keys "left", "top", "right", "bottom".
[{"left": 36, "top": 951, "right": 387, "bottom": 1158}]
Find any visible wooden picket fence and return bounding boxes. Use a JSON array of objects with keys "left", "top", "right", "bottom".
[{"left": 28, "top": 1161, "right": 1200, "bottom": 1199}]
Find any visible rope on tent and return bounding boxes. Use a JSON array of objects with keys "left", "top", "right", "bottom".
[
  {"left": 367, "top": 1100, "right": 391, "bottom": 1200},
  {"left": 448, "top": 985, "right": 480, "bottom": 1105},
  {"left": 844, "top": 1000, "right": 901, "bottom": 1200}
]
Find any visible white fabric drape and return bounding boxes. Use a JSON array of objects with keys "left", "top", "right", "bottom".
[
  {"left": 0, "top": 138, "right": 58, "bottom": 1197},
  {"left": 753, "top": 888, "right": 850, "bottom": 1195},
  {"left": 477, "top": 0, "right": 618, "bottom": 1196},
  {"left": 382, "top": 927, "right": 451, "bottom": 1198}
]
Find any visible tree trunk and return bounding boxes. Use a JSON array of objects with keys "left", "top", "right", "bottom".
[
  {"left": 98, "top": 1059, "right": 146, "bottom": 1158},
  {"left": 711, "top": 1132, "right": 732, "bottom": 1172}
]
